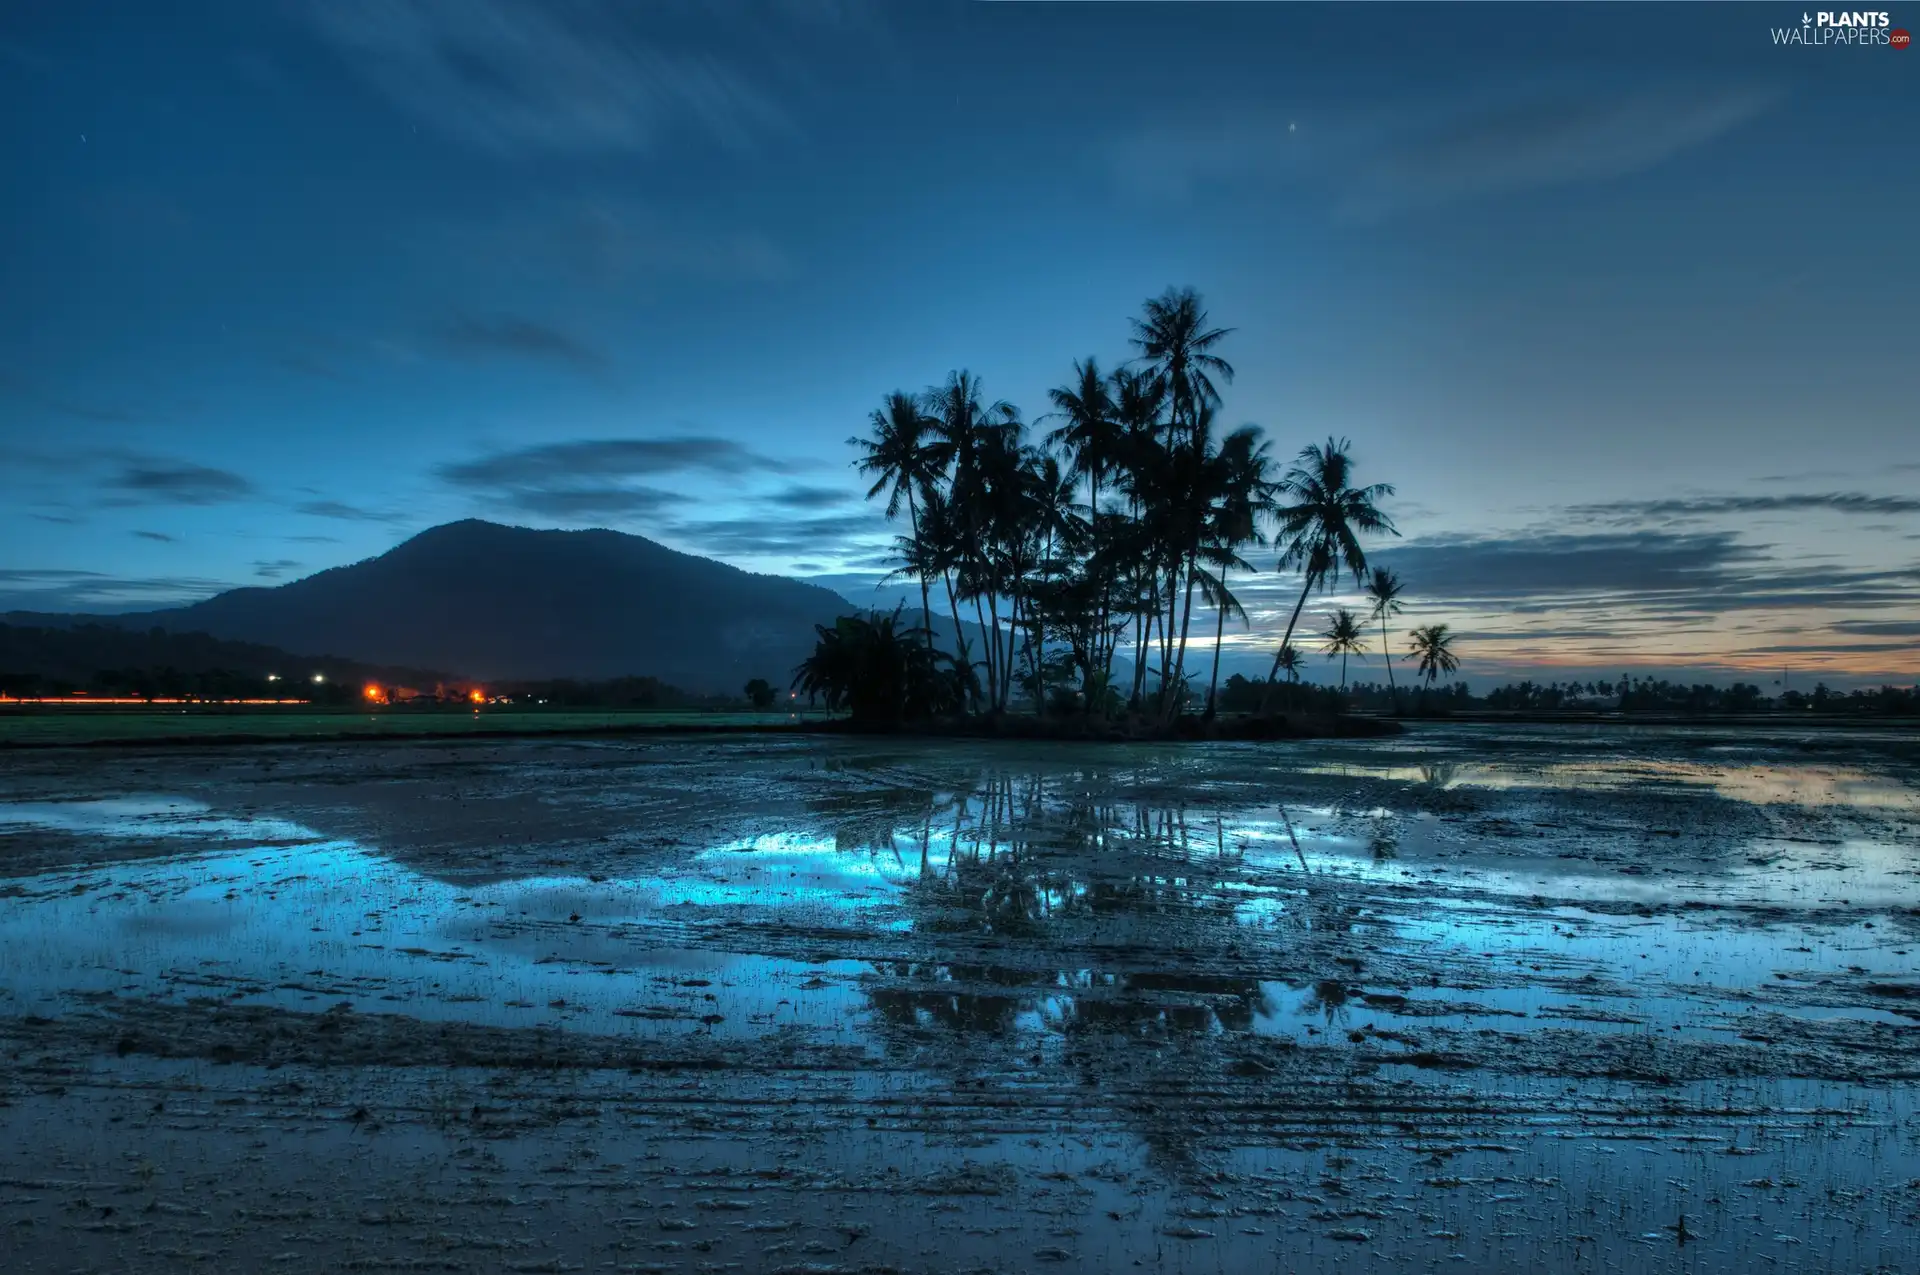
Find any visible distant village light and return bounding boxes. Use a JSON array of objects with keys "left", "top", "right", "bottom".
[{"left": 312, "top": 674, "right": 325, "bottom": 683}]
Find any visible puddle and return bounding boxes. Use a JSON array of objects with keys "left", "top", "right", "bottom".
[{"left": 1, "top": 725, "right": 1916, "bottom": 1271}]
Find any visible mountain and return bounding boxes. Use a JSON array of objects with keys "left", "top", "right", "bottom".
[{"left": 120, "top": 520, "right": 856, "bottom": 693}]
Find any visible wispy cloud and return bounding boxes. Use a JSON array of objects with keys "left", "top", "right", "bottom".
[
  {"left": 295, "top": 499, "right": 406, "bottom": 523},
  {"left": 432, "top": 315, "right": 606, "bottom": 371},
  {"left": 1342, "top": 84, "right": 1779, "bottom": 218},
  {"left": 1108, "top": 81, "right": 1781, "bottom": 217},
  {"left": 1569, "top": 492, "right": 1920, "bottom": 523},
  {"left": 252, "top": 559, "right": 303, "bottom": 580},
  {"left": 306, "top": 0, "right": 797, "bottom": 156},
  {"left": 768, "top": 484, "right": 852, "bottom": 510},
  {"left": 443, "top": 437, "right": 785, "bottom": 488},
  {"left": 102, "top": 461, "right": 254, "bottom": 507},
  {"left": 132, "top": 530, "right": 176, "bottom": 543},
  {"left": 498, "top": 485, "right": 691, "bottom": 520},
  {"left": 439, "top": 435, "right": 786, "bottom": 522},
  {"left": 0, "top": 568, "right": 229, "bottom": 613},
  {"left": 661, "top": 512, "right": 885, "bottom": 560}
]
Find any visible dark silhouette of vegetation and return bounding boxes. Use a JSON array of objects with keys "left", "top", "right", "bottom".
[
  {"left": 791, "top": 608, "right": 960, "bottom": 724},
  {"left": 1365, "top": 567, "right": 1405, "bottom": 698},
  {"left": 499, "top": 676, "right": 721, "bottom": 709},
  {"left": 0, "top": 621, "right": 442, "bottom": 704},
  {"left": 846, "top": 289, "right": 1403, "bottom": 727},
  {"left": 1320, "top": 608, "right": 1368, "bottom": 691},
  {"left": 743, "top": 677, "right": 777, "bottom": 710},
  {"left": 1258, "top": 438, "right": 1397, "bottom": 710},
  {"left": 1407, "top": 623, "right": 1459, "bottom": 690},
  {"left": 1332, "top": 675, "right": 1919, "bottom": 719}
]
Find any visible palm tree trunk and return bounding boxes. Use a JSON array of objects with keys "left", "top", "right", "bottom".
[
  {"left": 1379, "top": 614, "right": 1396, "bottom": 708},
  {"left": 1259, "top": 573, "right": 1318, "bottom": 713},
  {"left": 1341, "top": 649, "right": 1349, "bottom": 692},
  {"left": 973, "top": 591, "right": 995, "bottom": 711},
  {"left": 906, "top": 489, "right": 933, "bottom": 652},
  {"left": 941, "top": 568, "right": 972, "bottom": 714},
  {"left": 1205, "top": 566, "right": 1228, "bottom": 718},
  {"left": 1168, "top": 552, "right": 1199, "bottom": 721},
  {"left": 1157, "top": 563, "right": 1178, "bottom": 706}
]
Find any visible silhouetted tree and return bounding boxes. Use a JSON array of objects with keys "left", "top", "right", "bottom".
[
  {"left": 1260, "top": 438, "right": 1397, "bottom": 710},
  {"left": 1320, "top": 608, "right": 1368, "bottom": 691},
  {"left": 1407, "top": 623, "right": 1459, "bottom": 690},
  {"left": 1364, "top": 566, "right": 1405, "bottom": 699}
]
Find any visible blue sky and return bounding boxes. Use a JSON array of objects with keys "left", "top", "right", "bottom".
[{"left": 2, "top": 2, "right": 1916, "bottom": 683}]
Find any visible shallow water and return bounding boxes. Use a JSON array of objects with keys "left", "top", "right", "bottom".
[{"left": 1, "top": 724, "right": 1916, "bottom": 1271}]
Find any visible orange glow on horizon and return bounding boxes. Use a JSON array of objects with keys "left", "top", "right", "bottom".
[
  {"left": 364, "top": 684, "right": 389, "bottom": 705},
  {"left": 469, "top": 689, "right": 486, "bottom": 704}
]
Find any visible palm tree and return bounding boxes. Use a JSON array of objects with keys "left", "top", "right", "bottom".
[
  {"left": 1131, "top": 287, "right": 1234, "bottom": 445},
  {"left": 850, "top": 391, "right": 938, "bottom": 646},
  {"left": 1107, "top": 366, "right": 1167, "bottom": 704},
  {"left": 791, "top": 608, "right": 956, "bottom": 723},
  {"left": 1273, "top": 643, "right": 1304, "bottom": 711},
  {"left": 1260, "top": 438, "right": 1397, "bottom": 711},
  {"left": 1364, "top": 567, "right": 1405, "bottom": 699},
  {"left": 1044, "top": 357, "right": 1121, "bottom": 517},
  {"left": 1200, "top": 424, "right": 1273, "bottom": 718},
  {"left": 1320, "top": 608, "right": 1367, "bottom": 691},
  {"left": 1407, "top": 623, "right": 1459, "bottom": 691}
]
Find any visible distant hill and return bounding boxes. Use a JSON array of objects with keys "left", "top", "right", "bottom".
[
  {"left": 109, "top": 520, "right": 857, "bottom": 693},
  {"left": 0, "top": 621, "right": 445, "bottom": 694}
]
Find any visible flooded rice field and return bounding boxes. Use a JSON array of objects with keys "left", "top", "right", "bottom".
[{"left": 1, "top": 724, "right": 1916, "bottom": 1272}]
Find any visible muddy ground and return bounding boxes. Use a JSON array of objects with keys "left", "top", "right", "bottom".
[{"left": 2, "top": 724, "right": 1917, "bottom": 1272}]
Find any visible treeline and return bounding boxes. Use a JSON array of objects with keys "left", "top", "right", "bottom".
[
  {"left": 0, "top": 622, "right": 442, "bottom": 703},
  {"left": 494, "top": 676, "right": 727, "bottom": 709},
  {"left": 1329, "top": 677, "right": 1919, "bottom": 717}
]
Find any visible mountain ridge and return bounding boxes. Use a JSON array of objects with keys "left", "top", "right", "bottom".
[{"left": 92, "top": 520, "right": 861, "bottom": 693}]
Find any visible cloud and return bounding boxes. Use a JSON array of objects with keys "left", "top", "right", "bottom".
[
  {"left": 1342, "top": 84, "right": 1779, "bottom": 217},
  {"left": 1108, "top": 82, "right": 1780, "bottom": 217},
  {"left": 1332, "top": 530, "right": 1920, "bottom": 620},
  {"left": 768, "top": 484, "right": 851, "bottom": 510},
  {"left": 1833, "top": 619, "right": 1920, "bottom": 638},
  {"left": 306, "top": 0, "right": 796, "bottom": 156},
  {"left": 500, "top": 485, "right": 691, "bottom": 519},
  {"left": 439, "top": 435, "right": 784, "bottom": 522},
  {"left": 295, "top": 499, "right": 405, "bottom": 523},
  {"left": 1569, "top": 492, "right": 1920, "bottom": 523},
  {"left": 252, "top": 559, "right": 304, "bottom": 580},
  {"left": 433, "top": 315, "right": 605, "bottom": 370},
  {"left": 131, "top": 530, "right": 176, "bottom": 543},
  {"left": 0, "top": 568, "right": 230, "bottom": 613},
  {"left": 662, "top": 512, "right": 885, "bottom": 560},
  {"left": 103, "top": 461, "right": 254, "bottom": 506},
  {"left": 1367, "top": 531, "right": 1751, "bottom": 604},
  {"left": 441, "top": 437, "right": 785, "bottom": 489}
]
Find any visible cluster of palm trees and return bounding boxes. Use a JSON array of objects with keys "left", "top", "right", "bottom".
[{"left": 844, "top": 287, "right": 1454, "bottom": 720}]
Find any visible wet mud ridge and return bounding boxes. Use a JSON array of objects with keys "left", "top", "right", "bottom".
[{"left": 3, "top": 723, "right": 1918, "bottom": 1271}]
